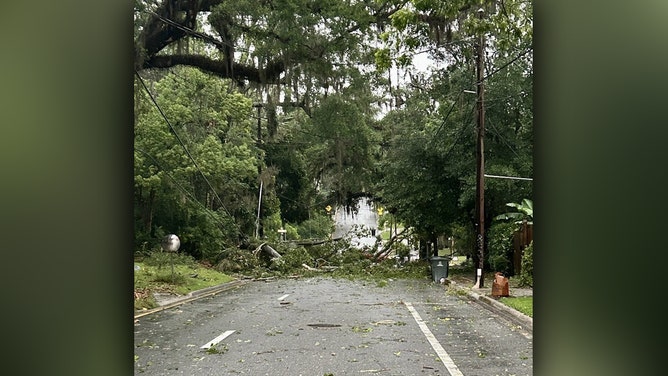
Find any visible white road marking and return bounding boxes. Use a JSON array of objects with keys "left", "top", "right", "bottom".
[
  {"left": 277, "top": 294, "right": 290, "bottom": 301},
  {"left": 200, "top": 330, "right": 235, "bottom": 349},
  {"left": 404, "top": 302, "right": 464, "bottom": 376}
]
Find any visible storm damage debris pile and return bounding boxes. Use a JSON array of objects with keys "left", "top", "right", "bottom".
[{"left": 214, "top": 240, "right": 430, "bottom": 280}]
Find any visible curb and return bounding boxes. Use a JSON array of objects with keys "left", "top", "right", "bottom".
[
  {"left": 449, "top": 280, "right": 533, "bottom": 333},
  {"left": 134, "top": 279, "right": 248, "bottom": 319}
]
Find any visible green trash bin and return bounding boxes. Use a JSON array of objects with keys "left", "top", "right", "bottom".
[{"left": 429, "top": 256, "right": 451, "bottom": 283}]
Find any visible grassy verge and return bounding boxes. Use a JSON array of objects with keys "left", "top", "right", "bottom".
[
  {"left": 134, "top": 253, "right": 234, "bottom": 311},
  {"left": 498, "top": 296, "right": 533, "bottom": 317},
  {"left": 448, "top": 263, "right": 533, "bottom": 316}
]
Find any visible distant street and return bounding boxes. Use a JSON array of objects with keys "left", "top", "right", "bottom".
[
  {"left": 332, "top": 198, "right": 379, "bottom": 249},
  {"left": 134, "top": 278, "right": 533, "bottom": 375}
]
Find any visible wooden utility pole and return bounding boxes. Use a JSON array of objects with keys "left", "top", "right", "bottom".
[
  {"left": 253, "top": 102, "right": 263, "bottom": 239},
  {"left": 474, "top": 8, "right": 486, "bottom": 288}
]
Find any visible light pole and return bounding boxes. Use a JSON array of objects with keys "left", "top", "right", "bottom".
[{"left": 161, "top": 234, "right": 180, "bottom": 283}]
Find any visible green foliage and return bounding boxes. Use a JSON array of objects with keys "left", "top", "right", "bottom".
[
  {"left": 283, "top": 223, "right": 299, "bottom": 240},
  {"left": 487, "top": 221, "right": 516, "bottom": 275},
  {"left": 495, "top": 198, "right": 533, "bottom": 224},
  {"left": 152, "top": 272, "right": 187, "bottom": 285},
  {"left": 206, "top": 344, "right": 228, "bottom": 355},
  {"left": 134, "top": 67, "right": 262, "bottom": 260},
  {"left": 296, "top": 213, "right": 335, "bottom": 240},
  {"left": 389, "top": 8, "right": 416, "bottom": 31},
  {"left": 309, "top": 94, "right": 378, "bottom": 205},
  {"left": 449, "top": 222, "right": 475, "bottom": 258},
  {"left": 518, "top": 241, "right": 533, "bottom": 287},
  {"left": 134, "top": 1, "right": 533, "bottom": 271},
  {"left": 329, "top": 248, "right": 373, "bottom": 276},
  {"left": 142, "top": 251, "right": 197, "bottom": 269},
  {"left": 133, "top": 258, "right": 234, "bottom": 310},
  {"left": 215, "top": 248, "right": 261, "bottom": 274},
  {"left": 269, "top": 246, "right": 314, "bottom": 273},
  {"left": 374, "top": 48, "right": 392, "bottom": 71}
]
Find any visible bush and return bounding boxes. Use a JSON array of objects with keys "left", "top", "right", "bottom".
[
  {"left": 271, "top": 246, "right": 314, "bottom": 273},
  {"left": 487, "top": 222, "right": 516, "bottom": 275},
  {"left": 143, "top": 251, "right": 197, "bottom": 269},
  {"left": 215, "top": 248, "right": 261, "bottom": 274},
  {"left": 284, "top": 223, "right": 299, "bottom": 240},
  {"left": 330, "top": 248, "right": 373, "bottom": 277},
  {"left": 518, "top": 241, "right": 533, "bottom": 287},
  {"left": 296, "top": 213, "right": 334, "bottom": 239},
  {"left": 450, "top": 222, "right": 474, "bottom": 258}
]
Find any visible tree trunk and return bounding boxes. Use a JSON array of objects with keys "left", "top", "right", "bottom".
[
  {"left": 254, "top": 242, "right": 282, "bottom": 259},
  {"left": 418, "top": 239, "right": 428, "bottom": 260}
]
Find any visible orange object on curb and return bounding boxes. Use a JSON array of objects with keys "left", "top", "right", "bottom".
[{"left": 491, "top": 272, "right": 510, "bottom": 297}]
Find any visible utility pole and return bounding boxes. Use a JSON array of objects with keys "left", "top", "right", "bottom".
[
  {"left": 253, "top": 103, "right": 263, "bottom": 239},
  {"left": 474, "top": 8, "right": 486, "bottom": 289}
]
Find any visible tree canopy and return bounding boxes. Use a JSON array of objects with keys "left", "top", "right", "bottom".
[{"left": 134, "top": 0, "right": 533, "bottom": 261}]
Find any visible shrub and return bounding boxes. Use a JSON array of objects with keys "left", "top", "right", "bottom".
[
  {"left": 215, "top": 248, "right": 261, "bottom": 274},
  {"left": 518, "top": 241, "right": 533, "bottom": 287},
  {"left": 296, "top": 213, "right": 334, "bottom": 239},
  {"left": 486, "top": 221, "right": 516, "bottom": 275},
  {"left": 271, "top": 246, "right": 314, "bottom": 273},
  {"left": 450, "top": 222, "right": 474, "bottom": 258},
  {"left": 143, "top": 251, "right": 197, "bottom": 269}
]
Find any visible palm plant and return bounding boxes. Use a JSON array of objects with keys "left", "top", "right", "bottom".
[{"left": 494, "top": 198, "right": 533, "bottom": 225}]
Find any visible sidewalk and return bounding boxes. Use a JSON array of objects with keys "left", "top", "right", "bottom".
[{"left": 447, "top": 273, "right": 533, "bottom": 333}]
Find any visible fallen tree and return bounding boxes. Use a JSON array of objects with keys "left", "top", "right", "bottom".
[
  {"left": 373, "top": 227, "right": 411, "bottom": 261},
  {"left": 254, "top": 242, "right": 282, "bottom": 259}
]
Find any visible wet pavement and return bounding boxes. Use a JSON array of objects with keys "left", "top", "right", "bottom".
[{"left": 134, "top": 277, "right": 532, "bottom": 375}]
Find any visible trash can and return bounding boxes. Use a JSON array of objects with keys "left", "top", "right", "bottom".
[{"left": 429, "top": 256, "right": 451, "bottom": 283}]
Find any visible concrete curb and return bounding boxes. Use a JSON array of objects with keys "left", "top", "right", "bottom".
[
  {"left": 134, "top": 279, "right": 248, "bottom": 319},
  {"left": 449, "top": 280, "right": 533, "bottom": 333}
]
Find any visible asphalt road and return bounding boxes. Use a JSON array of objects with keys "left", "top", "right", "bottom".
[{"left": 134, "top": 277, "right": 532, "bottom": 375}]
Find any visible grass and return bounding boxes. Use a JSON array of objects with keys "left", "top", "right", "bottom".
[
  {"left": 134, "top": 253, "right": 234, "bottom": 311},
  {"left": 448, "top": 262, "right": 533, "bottom": 316},
  {"left": 498, "top": 296, "right": 533, "bottom": 317}
]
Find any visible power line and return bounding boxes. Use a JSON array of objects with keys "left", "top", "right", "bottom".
[
  {"left": 478, "top": 46, "right": 532, "bottom": 84},
  {"left": 429, "top": 90, "right": 465, "bottom": 143},
  {"left": 442, "top": 104, "right": 476, "bottom": 160},
  {"left": 484, "top": 174, "right": 532, "bottom": 181},
  {"left": 485, "top": 116, "right": 523, "bottom": 160},
  {"left": 135, "top": 70, "right": 242, "bottom": 235},
  {"left": 145, "top": 10, "right": 245, "bottom": 52},
  {"left": 135, "top": 147, "right": 233, "bottom": 228}
]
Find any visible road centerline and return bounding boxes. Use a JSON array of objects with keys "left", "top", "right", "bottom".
[{"left": 404, "top": 301, "right": 464, "bottom": 376}]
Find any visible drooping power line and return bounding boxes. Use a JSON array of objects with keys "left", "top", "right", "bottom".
[{"left": 135, "top": 70, "right": 243, "bottom": 236}]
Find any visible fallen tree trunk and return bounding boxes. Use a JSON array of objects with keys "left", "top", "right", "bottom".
[
  {"left": 302, "top": 263, "right": 319, "bottom": 271},
  {"left": 373, "top": 228, "right": 410, "bottom": 260},
  {"left": 292, "top": 236, "right": 343, "bottom": 246},
  {"left": 302, "top": 263, "right": 338, "bottom": 272},
  {"left": 253, "top": 242, "right": 282, "bottom": 259}
]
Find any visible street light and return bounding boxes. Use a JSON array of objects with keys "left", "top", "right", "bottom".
[{"left": 161, "top": 234, "right": 180, "bottom": 282}]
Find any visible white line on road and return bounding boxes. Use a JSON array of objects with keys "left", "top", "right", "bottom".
[
  {"left": 404, "top": 302, "right": 464, "bottom": 376},
  {"left": 201, "top": 330, "right": 235, "bottom": 349},
  {"left": 277, "top": 294, "right": 290, "bottom": 301}
]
